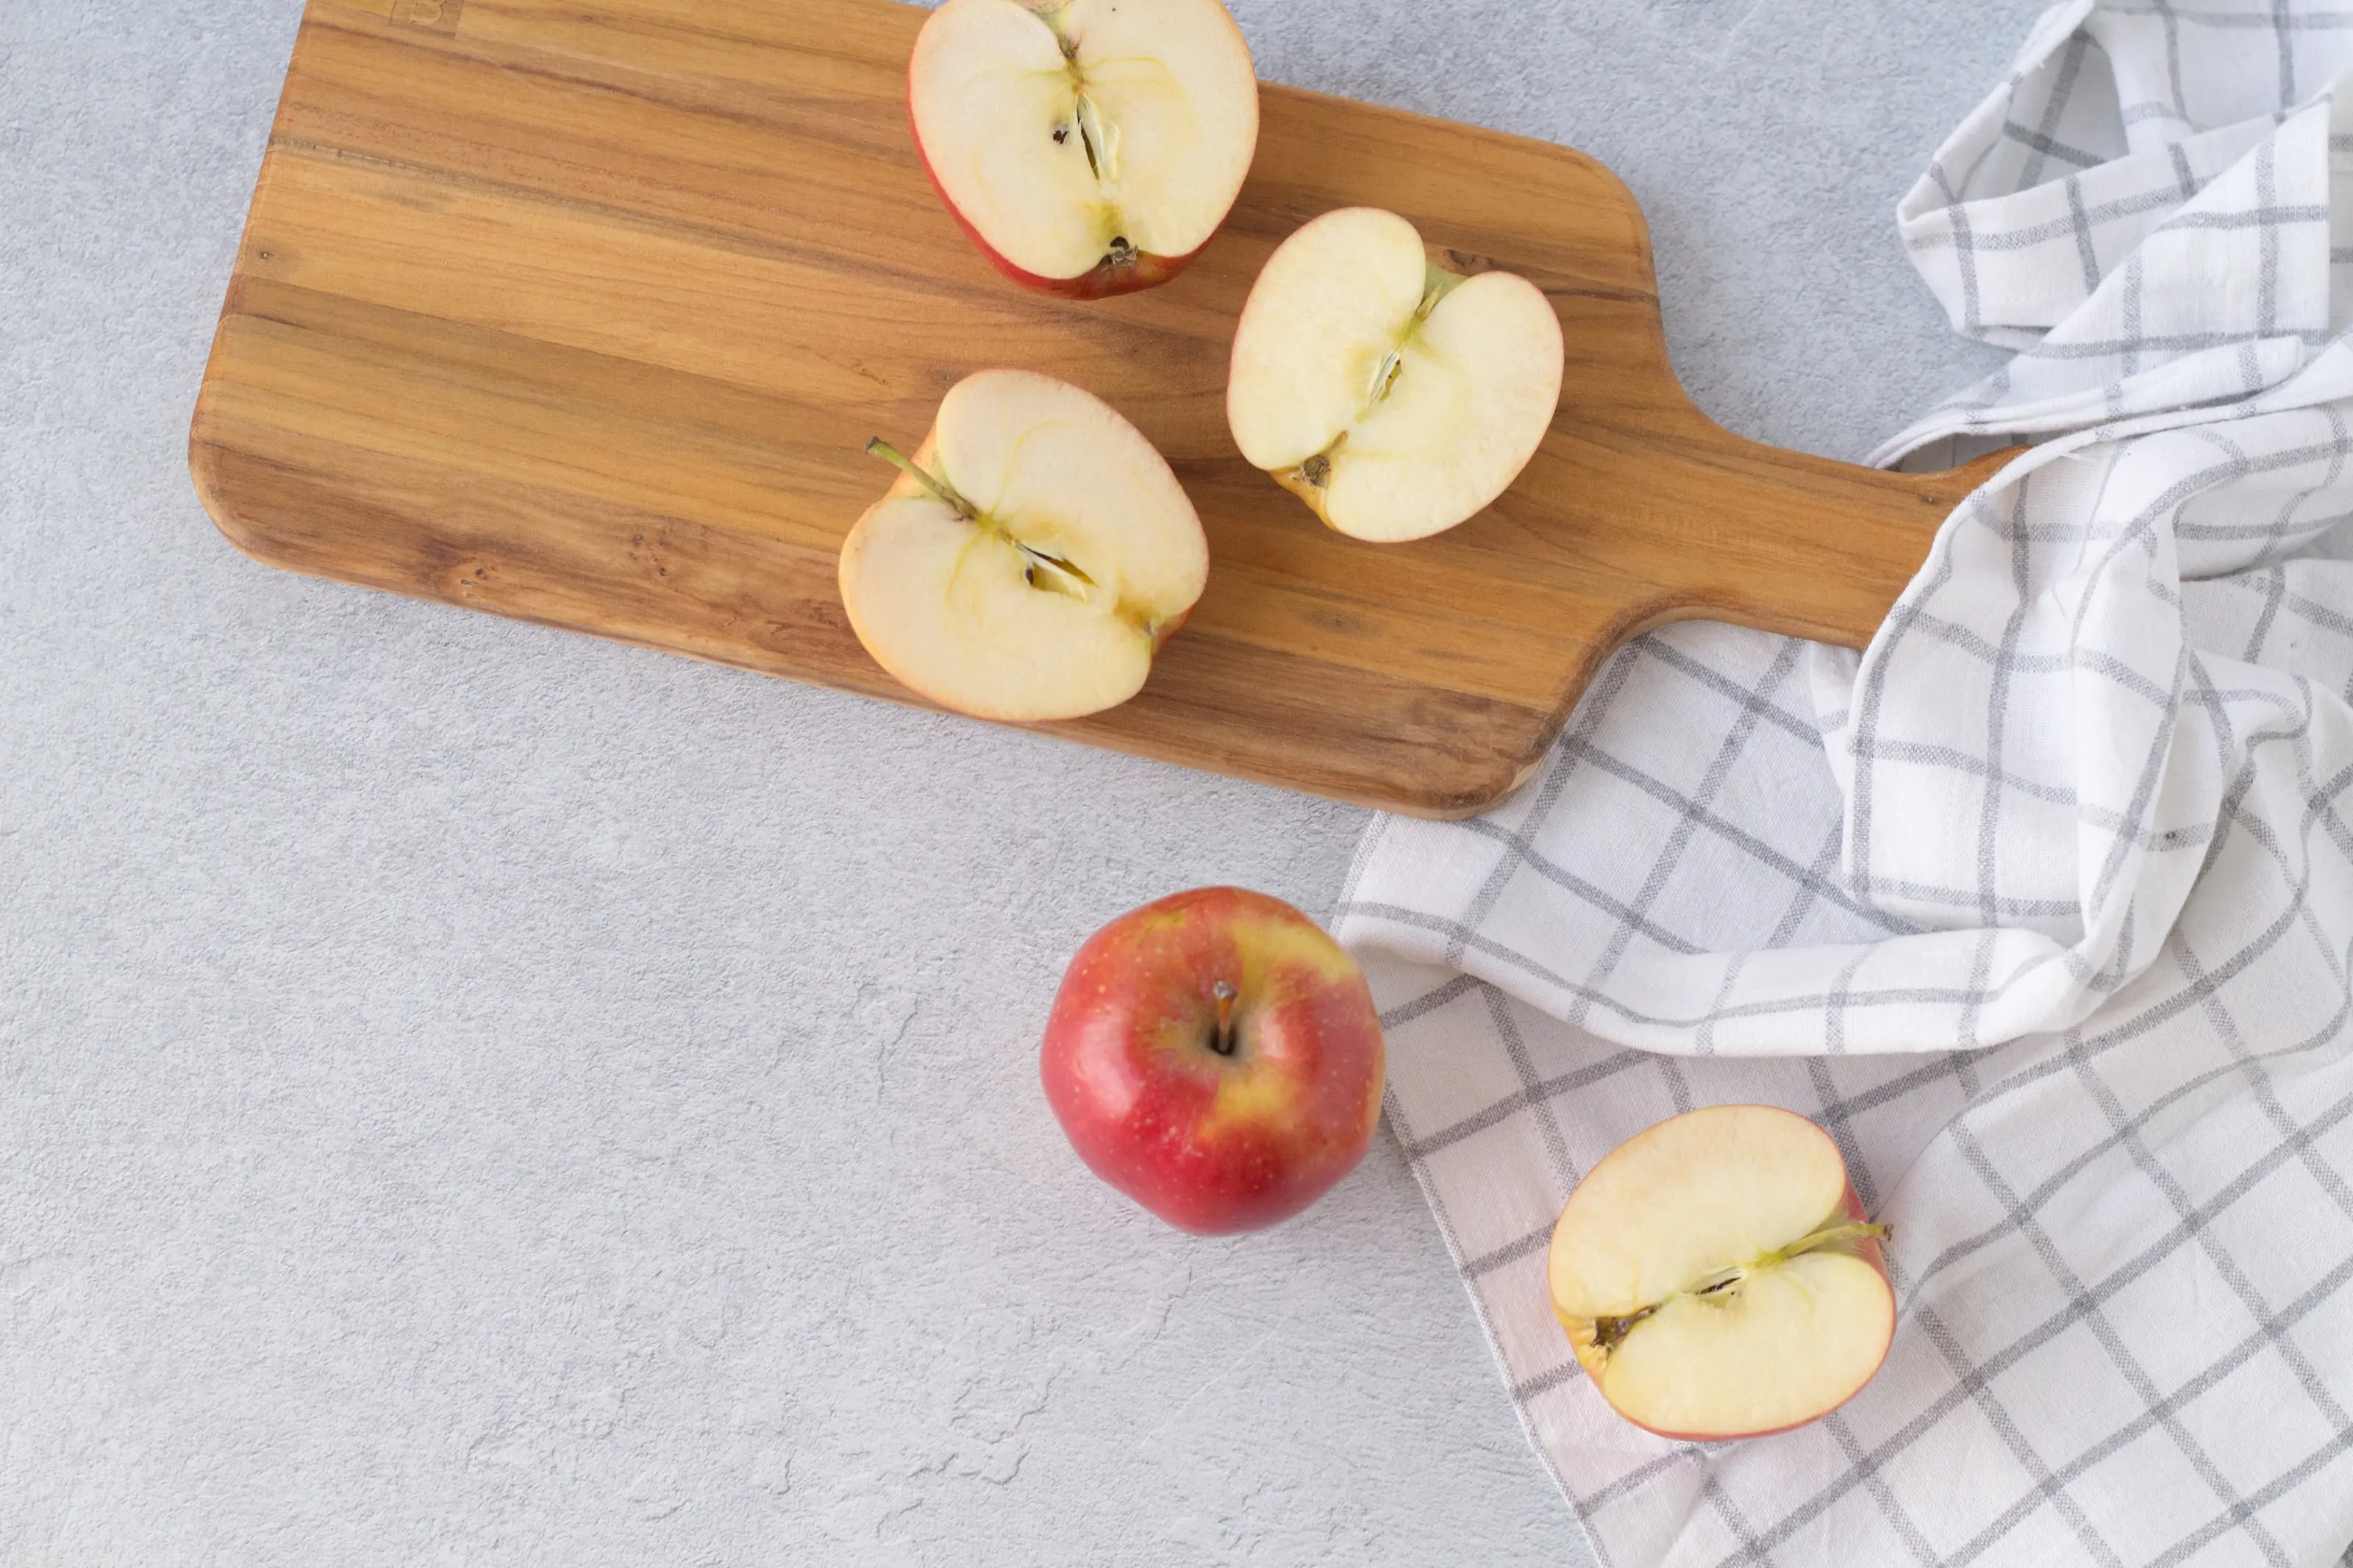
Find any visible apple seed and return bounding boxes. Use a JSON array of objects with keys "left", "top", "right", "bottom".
[{"left": 866, "top": 437, "right": 1101, "bottom": 602}]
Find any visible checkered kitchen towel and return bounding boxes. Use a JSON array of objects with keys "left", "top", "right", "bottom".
[{"left": 1336, "top": 5, "right": 2353, "bottom": 1566}]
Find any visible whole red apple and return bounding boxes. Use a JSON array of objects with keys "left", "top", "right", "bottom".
[{"left": 1040, "top": 887, "right": 1385, "bottom": 1235}]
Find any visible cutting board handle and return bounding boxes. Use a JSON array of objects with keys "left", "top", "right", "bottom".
[
  {"left": 1543, "top": 391, "right": 2026, "bottom": 657},
  {"left": 1709, "top": 437, "right": 2021, "bottom": 653}
]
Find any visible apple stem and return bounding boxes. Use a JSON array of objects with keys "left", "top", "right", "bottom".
[
  {"left": 1777, "top": 1220, "right": 1891, "bottom": 1261},
  {"left": 1419, "top": 261, "right": 1469, "bottom": 317},
  {"left": 865, "top": 438, "right": 977, "bottom": 521},
  {"left": 1209, "top": 980, "right": 1240, "bottom": 1057}
]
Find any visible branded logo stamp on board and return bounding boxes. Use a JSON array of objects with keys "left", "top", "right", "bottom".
[{"left": 388, "top": 0, "right": 463, "bottom": 33}]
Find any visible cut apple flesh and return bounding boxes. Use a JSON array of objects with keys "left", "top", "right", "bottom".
[
  {"left": 909, "top": 0, "right": 1259, "bottom": 291},
  {"left": 838, "top": 369, "right": 1209, "bottom": 723},
  {"left": 1227, "top": 207, "right": 1564, "bottom": 543},
  {"left": 1549, "top": 1104, "right": 1895, "bottom": 1441}
]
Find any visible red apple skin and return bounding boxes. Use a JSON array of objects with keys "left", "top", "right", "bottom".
[
  {"left": 1040, "top": 887, "right": 1385, "bottom": 1235},
  {"left": 905, "top": 94, "right": 1210, "bottom": 300}
]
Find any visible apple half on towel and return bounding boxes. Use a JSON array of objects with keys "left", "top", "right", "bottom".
[
  {"left": 840, "top": 369, "right": 1210, "bottom": 723},
  {"left": 1548, "top": 1104, "right": 1896, "bottom": 1441},
  {"left": 1227, "top": 207, "right": 1564, "bottom": 543},
  {"left": 908, "top": 0, "right": 1260, "bottom": 298}
]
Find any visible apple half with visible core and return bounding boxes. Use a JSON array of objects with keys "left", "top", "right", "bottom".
[
  {"left": 1548, "top": 1105, "right": 1895, "bottom": 1442},
  {"left": 1040, "top": 887, "right": 1385, "bottom": 1235},
  {"left": 1227, "top": 207, "right": 1565, "bottom": 543},
  {"left": 908, "top": 0, "right": 1260, "bottom": 298},
  {"left": 839, "top": 369, "right": 1208, "bottom": 723}
]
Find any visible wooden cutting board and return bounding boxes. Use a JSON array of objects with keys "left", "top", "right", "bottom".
[{"left": 191, "top": 0, "right": 2003, "bottom": 818}]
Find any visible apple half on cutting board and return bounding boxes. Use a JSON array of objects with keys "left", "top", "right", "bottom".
[
  {"left": 908, "top": 0, "right": 1260, "bottom": 298},
  {"left": 840, "top": 368, "right": 1210, "bottom": 723},
  {"left": 1229, "top": 207, "right": 1565, "bottom": 542},
  {"left": 1548, "top": 1104, "right": 1895, "bottom": 1440}
]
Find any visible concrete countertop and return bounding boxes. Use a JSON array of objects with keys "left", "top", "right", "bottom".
[{"left": 1, "top": 1, "right": 2040, "bottom": 1561}]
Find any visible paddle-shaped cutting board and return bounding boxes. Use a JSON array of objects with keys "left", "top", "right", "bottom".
[{"left": 191, "top": 0, "right": 2003, "bottom": 817}]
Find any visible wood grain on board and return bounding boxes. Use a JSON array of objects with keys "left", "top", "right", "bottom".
[{"left": 191, "top": 0, "right": 2003, "bottom": 817}]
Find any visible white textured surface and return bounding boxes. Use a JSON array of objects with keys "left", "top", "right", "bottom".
[{"left": 0, "top": 2, "right": 2039, "bottom": 1563}]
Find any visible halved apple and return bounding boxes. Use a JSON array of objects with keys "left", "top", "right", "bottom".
[
  {"left": 1227, "top": 207, "right": 1563, "bottom": 543},
  {"left": 1548, "top": 1104, "right": 1895, "bottom": 1442},
  {"left": 839, "top": 369, "right": 1209, "bottom": 723},
  {"left": 908, "top": 0, "right": 1260, "bottom": 298}
]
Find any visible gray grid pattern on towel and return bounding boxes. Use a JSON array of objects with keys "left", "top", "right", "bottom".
[
  {"left": 1337, "top": 4, "right": 2353, "bottom": 1564},
  {"left": 1345, "top": 620, "right": 2353, "bottom": 1567}
]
